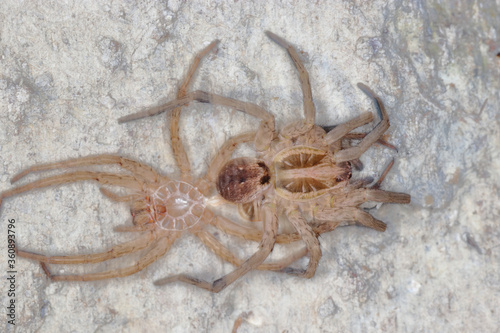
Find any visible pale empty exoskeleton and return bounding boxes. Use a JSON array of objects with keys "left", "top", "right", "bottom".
[{"left": 122, "top": 32, "right": 410, "bottom": 291}]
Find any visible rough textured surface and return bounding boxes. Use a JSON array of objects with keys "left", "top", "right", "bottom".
[{"left": 1, "top": 1, "right": 499, "bottom": 332}]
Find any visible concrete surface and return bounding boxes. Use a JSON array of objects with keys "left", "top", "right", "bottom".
[{"left": 1, "top": 1, "right": 499, "bottom": 332}]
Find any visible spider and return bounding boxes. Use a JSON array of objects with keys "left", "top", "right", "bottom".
[
  {"left": 125, "top": 32, "right": 411, "bottom": 290},
  {"left": 0, "top": 39, "right": 310, "bottom": 288}
]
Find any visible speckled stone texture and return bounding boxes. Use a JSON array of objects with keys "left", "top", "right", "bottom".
[{"left": 1, "top": 1, "right": 499, "bottom": 332}]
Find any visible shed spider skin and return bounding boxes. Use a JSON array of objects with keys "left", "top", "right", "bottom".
[
  {"left": 0, "top": 40, "right": 309, "bottom": 290},
  {"left": 120, "top": 32, "right": 410, "bottom": 290},
  {"left": 1, "top": 32, "right": 410, "bottom": 293}
]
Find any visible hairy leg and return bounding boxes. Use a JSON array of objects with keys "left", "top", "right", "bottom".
[
  {"left": 195, "top": 229, "right": 308, "bottom": 271},
  {"left": 315, "top": 207, "right": 387, "bottom": 232},
  {"left": 154, "top": 203, "right": 278, "bottom": 292},
  {"left": 213, "top": 214, "right": 346, "bottom": 243},
  {"left": 281, "top": 209, "right": 321, "bottom": 278},
  {"left": 1, "top": 171, "right": 142, "bottom": 205},
  {"left": 370, "top": 159, "right": 395, "bottom": 189},
  {"left": 171, "top": 40, "right": 220, "bottom": 182},
  {"left": 213, "top": 215, "right": 300, "bottom": 243},
  {"left": 18, "top": 231, "right": 155, "bottom": 264},
  {"left": 334, "top": 83, "right": 390, "bottom": 163},
  {"left": 119, "top": 90, "right": 275, "bottom": 151},
  {"left": 11, "top": 155, "right": 160, "bottom": 184},
  {"left": 330, "top": 159, "right": 410, "bottom": 207},
  {"left": 332, "top": 188, "right": 411, "bottom": 208},
  {"left": 41, "top": 234, "right": 179, "bottom": 281},
  {"left": 99, "top": 188, "right": 141, "bottom": 203},
  {"left": 325, "top": 112, "right": 374, "bottom": 145},
  {"left": 265, "top": 31, "right": 315, "bottom": 126},
  {"left": 342, "top": 133, "right": 397, "bottom": 152}
]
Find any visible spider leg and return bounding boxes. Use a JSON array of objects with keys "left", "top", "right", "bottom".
[
  {"left": 330, "top": 159, "right": 410, "bottom": 207},
  {"left": 265, "top": 31, "right": 315, "bottom": 126},
  {"left": 118, "top": 90, "right": 275, "bottom": 151},
  {"left": 154, "top": 203, "right": 278, "bottom": 292},
  {"left": 213, "top": 214, "right": 347, "bottom": 244},
  {"left": 256, "top": 247, "right": 309, "bottom": 271},
  {"left": 309, "top": 221, "right": 342, "bottom": 234},
  {"left": 315, "top": 207, "right": 387, "bottom": 232},
  {"left": 41, "top": 234, "right": 179, "bottom": 281},
  {"left": 325, "top": 112, "right": 374, "bottom": 145},
  {"left": 334, "top": 84, "right": 390, "bottom": 163},
  {"left": 171, "top": 40, "right": 219, "bottom": 182},
  {"left": 342, "top": 133, "right": 398, "bottom": 152},
  {"left": 17, "top": 231, "right": 155, "bottom": 264},
  {"left": 200, "top": 209, "right": 308, "bottom": 269},
  {"left": 213, "top": 215, "right": 302, "bottom": 243},
  {"left": 280, "top": 209, "right": 321, "bottom": 278},
  {"left": 1, "top": 171, "right": 142, "bottom": 206},
  {"left": 334, "top": 188, "right": 411, "bottom": 208},
  {"left": 203, "top": 132, "right": 256, "bottom": 185},
  {"left": 370, "top": 158, "right": 395, "bottom": 189},
  {"left": 195, "top": 229, "right": 308, "bottom": 271},
  {"left": 11, "top": 155, "right": 160, "bottom": 184},
  {"left": 99, "top": 188, "right": 140, "bottom": 203}
]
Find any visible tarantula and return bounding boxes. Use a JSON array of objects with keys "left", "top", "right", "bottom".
[
  {"left": 120, "top": 32, "right": 410, "bottom": 291},
  {"left": 0, "top": 40, "right": 302, "bottom": 288}
]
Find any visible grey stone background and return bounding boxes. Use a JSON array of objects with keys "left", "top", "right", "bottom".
[{"left": 1, "top": 1, "right": 499, "bottom": 332}]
